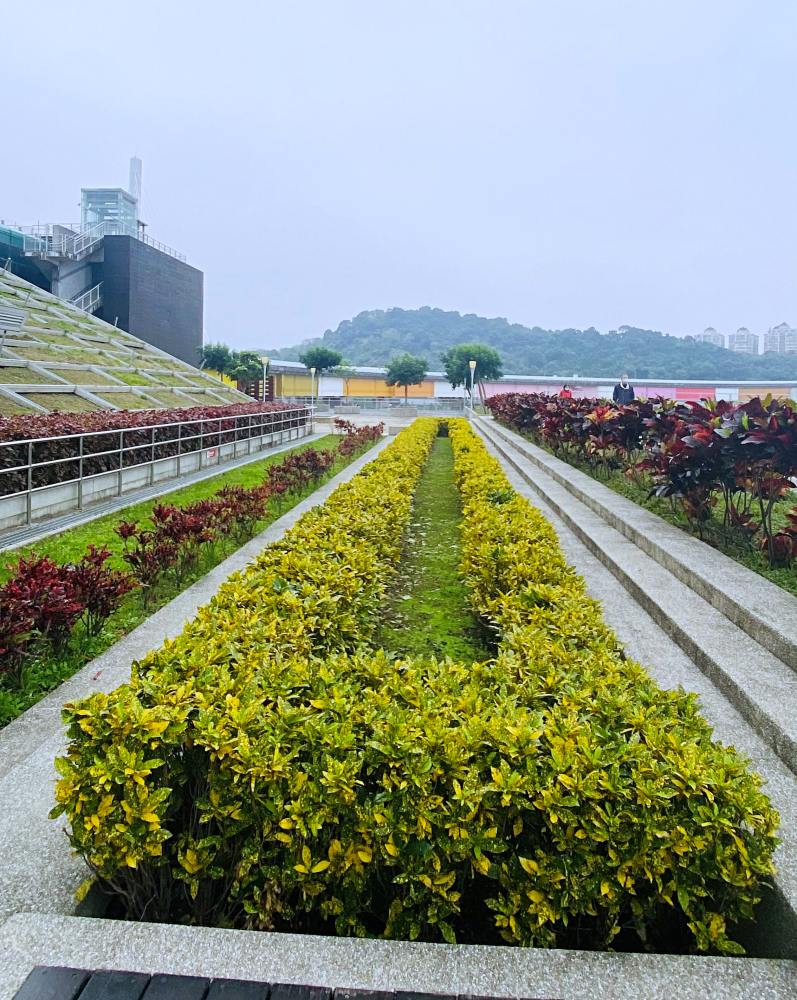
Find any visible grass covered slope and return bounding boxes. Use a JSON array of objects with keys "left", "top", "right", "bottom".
[
  {"left": 53, "top": 420, "right": 777, "bottom": 954},
  {"left": 0, "top": 270, "right": 248, "bottom": 411}
]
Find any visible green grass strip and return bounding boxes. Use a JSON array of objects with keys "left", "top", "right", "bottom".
[
  {"left": 376, "top": 435, "right": 492, "bottom": 661},
  {"left": 0, "top": 434, "right": 340, "bottom": 580}
]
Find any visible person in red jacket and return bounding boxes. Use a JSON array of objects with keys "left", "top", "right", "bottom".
[{"left": 559, "top": 384, "right": 573, "bottom": 399}]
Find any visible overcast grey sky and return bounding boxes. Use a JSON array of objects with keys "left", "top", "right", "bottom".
[{"left": 2, "top": 1, "right": 795, "bottom": 349}]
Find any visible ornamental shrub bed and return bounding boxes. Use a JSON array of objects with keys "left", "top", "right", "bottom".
[
  {"left": 488, "top": 392, "right": 797, "bottom": 569},
  {"left": 0, "top": 401, "right": 308, "bottom": 497},
  {"left": 1, "top": 427, "right": 382, "bottom": 715},
  {"left": 53, "top": 419, "right": 777, "bottom": 955}
]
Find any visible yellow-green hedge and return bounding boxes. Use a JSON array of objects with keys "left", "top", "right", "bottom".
[
  {"left": 52, "top": 418, "right": 777, "bottom": 953},
  {"left": 448, "top": 418, "right": 777, "bottom": 952}
]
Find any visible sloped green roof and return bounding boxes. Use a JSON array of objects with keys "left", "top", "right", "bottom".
[{"left": 0, "top": 271, "right": 248, "bottom": 413}]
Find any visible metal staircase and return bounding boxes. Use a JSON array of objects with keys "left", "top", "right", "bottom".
[{"left": 69, "top": 281, "right": 103, "bottom": 313}]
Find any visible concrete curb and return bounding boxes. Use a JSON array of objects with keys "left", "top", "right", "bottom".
[
  {"left": 476, "top": 416, "right": 797, "bottom": 674},
  {"left": 0, "top": 913, "right": 795, "bottom": 1000}
]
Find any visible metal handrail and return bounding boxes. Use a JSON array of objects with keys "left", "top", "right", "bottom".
[
  {"left": 0, "top": 407, "right": 311, "bottom": 503},
  {"left": 71, "top": 282, "right": 103, "bottom": 312},
  {"left": 20, "top": 221, "right": 187, "bottom": 262},
  {"left": 0, "top": 406, "right": 307, "bottom": 450},
  {"left": 0, "top": 406, "right": 312, "bottom": 484}
]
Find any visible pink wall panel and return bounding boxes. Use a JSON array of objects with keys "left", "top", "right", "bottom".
[
  {"left": 675, "top": 387, "right": 715, "bottom": 401},
  {"left": 635, "top": 385, "right": 672, "bottom": 399}
]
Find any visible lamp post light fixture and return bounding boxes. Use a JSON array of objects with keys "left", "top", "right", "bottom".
[
  {"left": 468, "top": 358, "right": 477, "bottom": 413},
  {"left": 260, "top": 356, "right": 269, "bottom": 402},
  {"left": 309, "top": 366, "right": 317, "bottom": 407}
]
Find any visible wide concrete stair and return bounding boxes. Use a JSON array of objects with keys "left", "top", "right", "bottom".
[{"left": 473, "top": 414, "right": 797, "bottom": 950}]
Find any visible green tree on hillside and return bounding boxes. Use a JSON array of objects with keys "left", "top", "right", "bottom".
[
  {"left": 385, "top": 353, "right": 428, "bottom": 404},
  {"left": 299, "top": 346, "right": 343, "bottom": 374},
  {"left": 441, "top": 343, "right": 503, "bottom": 402},
  {"left": 305, "top": 308, "right": 797, "bottom": 380}
]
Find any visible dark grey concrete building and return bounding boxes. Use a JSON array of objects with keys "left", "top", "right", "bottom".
[
  {"left": 99, "top": 236, "right": 203, "bottom": 364},
  {"left": 0, "top": 162, "right": 203, "bottom": 364}
]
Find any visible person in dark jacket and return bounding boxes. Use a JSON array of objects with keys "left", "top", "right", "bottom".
[{"left": 613, "top": 374, "right": 635, "bottom": 404}]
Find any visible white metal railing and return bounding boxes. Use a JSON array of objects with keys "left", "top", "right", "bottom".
[
  {"left": 281, "top": 395, "right": 466, "bottom": 412},
  {"left": 20, "top": 221, "right": 187, "bottom": 262},
  {"left": 0, "top": 406, "right": 311, "bottom": 526},
  {"left": 70, "top": 282, "right": 103, "bottom": 313}
]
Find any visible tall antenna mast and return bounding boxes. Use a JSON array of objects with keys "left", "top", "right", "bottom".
[{"left": 129, "top": 156, "right": 143, "bottom": 211}]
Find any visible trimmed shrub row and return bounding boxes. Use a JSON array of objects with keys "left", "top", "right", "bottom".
[
  {"left": 448, "top": 418, "right": 777, "bottom": 952},
  {"left": 52, "top": 419, "right": 438, "bottom": 920},
  {"left": 52, "top": 418, "right": 777, "bottom": 954}
]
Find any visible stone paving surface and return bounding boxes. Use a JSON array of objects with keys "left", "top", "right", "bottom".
[{"left": 0, "top": 914, "right": 795, "bottom": 1000}]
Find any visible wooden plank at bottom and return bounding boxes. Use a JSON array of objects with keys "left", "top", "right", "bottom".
[
  {"left": 79, "top": 970, "right": 151, "bottom": 1000},
  {"left": 205, "top": 981, "right": 269, "bottom": 1000},
  {"left": 271, "top": 985, "right": 332, "bottom": 1000},
  {"left": 12, "top": 966, "right": 90, "bottom": 1000},
  {"left": 143, "top": 973, "right": 211, "bottom": 999}
]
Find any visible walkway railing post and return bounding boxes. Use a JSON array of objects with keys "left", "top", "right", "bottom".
[
  {"left": 117, "top": 431, "right": 124, "bottom": 496},
  {"left": 77, "top": 436, "right": 84, "bottom": 511},
  {"left": 26, "top": 442, "right": 33, "bottom": 525}
]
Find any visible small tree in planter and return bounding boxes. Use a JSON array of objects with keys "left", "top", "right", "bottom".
[{"left": 385, "top": 353, "right": 428, "bottom": 405}]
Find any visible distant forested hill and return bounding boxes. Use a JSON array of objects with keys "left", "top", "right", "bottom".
[{"left": 264, "top": 307, "right": 797, "bottom": 380}]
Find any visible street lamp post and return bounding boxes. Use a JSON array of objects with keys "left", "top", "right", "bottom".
[
  {"left": 309, "top": 367, "right": 316, "bottom": 407},
  {"left": 468, "top": 359, "right": 477, "bottom": 414},
  {"left": 260, "top": 356, "right": 269, "bottom": 402}
]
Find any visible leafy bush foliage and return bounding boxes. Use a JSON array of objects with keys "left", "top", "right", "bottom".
[
  {"left": 1, "top": 427, "right": 381, "bottom": 675},
  {"left": 53, "top": 419, "right": 776, "bottom": 953},
  {"left": 489, "top": 391, "right": 797, "bottom": 566},
  {"left": 0, "top": 548, "right": 134, "bottom": 670},
  {"left": 0, "top": 401, "right": 308, "bottom": 497},
  {"left": 449, "top": 419, "right": 777, "bottom": 953}
]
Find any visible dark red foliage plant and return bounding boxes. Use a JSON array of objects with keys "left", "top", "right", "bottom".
[
  {"left": 0, "top": 556, "right": 84, "bottom": 651},
  {"left": 64, "top": 546, "right": 136, "bottom": 636},
  {"left": 489, "top": 391, "right": 797, "bottom": 565}
]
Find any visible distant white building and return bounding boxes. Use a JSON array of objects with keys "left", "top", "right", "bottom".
[
  {"left": 727, "top": 327, "right": 759, "bottom": 354},
  {"left": 696, "top": 326, "right": 725, "bottom": 348},
  {"left": 764, "top": 322, "right": 797, "bottom": 354}
]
